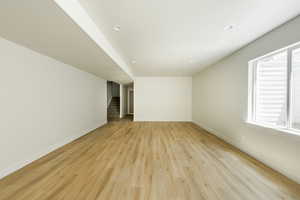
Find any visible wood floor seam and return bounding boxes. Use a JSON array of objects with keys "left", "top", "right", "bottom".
[{"left": 0, "top": 121, "right": 299, "bottom": 200}]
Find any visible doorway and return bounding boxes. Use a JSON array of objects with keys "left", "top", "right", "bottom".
[
  {"left": 128, "top": 88, "right": 134, "bottom": 115},
  {"left": 107, "top": 81, "right": 120, "bottom": 121},
  {"left": 121, "top": 82, "right": 134, "bottom": 121}
]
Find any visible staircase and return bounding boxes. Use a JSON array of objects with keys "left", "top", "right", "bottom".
[{"left": 107, "top": 97, "right": 120, "bottom": 121}]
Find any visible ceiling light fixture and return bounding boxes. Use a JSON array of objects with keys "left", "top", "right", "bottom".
[
  {"left": 113, "top": 25, "right": 121, "bottom": 32},
  {"left": 224, "top": 24, "right": 234, "bottom": 31}
]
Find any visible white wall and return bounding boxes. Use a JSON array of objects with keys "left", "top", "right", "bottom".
[
  {"left": 192, "top": 16, "right": 300, "bottom": 184},
  {"left": 0, "top": 37, "right": 107, "bottom": 179},
  {"left": 107, "top": 81, "right": 120, "bottom": 102},
  {"left": 123, "top": 84, "right": 133, "bottom": 115},
  {"left": 120, "top": 84, "right": 124, "bottom": 118},
  {"left": 134, "top": 77, "right": 192, "bottom": 121},
  {"left": 107, "top": 81, "right": 112, "bottom": 106},
  {"left": 123, "top": 85, "right": 128, "bottom": 115},
  {"left": 112, "top": 82, "right": 120, "bottom": 97}
]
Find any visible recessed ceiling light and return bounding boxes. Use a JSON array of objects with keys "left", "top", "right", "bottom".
[
  {"left": 113, "top": 25, "right": 121, "bottom": 32},
  {"left": 224, "top": 24, "right": 234, "bottom": 31}
]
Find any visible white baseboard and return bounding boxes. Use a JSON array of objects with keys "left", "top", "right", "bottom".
[
  {"left": 192, "top": 120, "right": 300, "bottom": 185},
  {"left": 134, "top": 119, "right": 193, "bottom": 122},
  {"left": 0, "top": 120, "right": 107, "bottom": 180},
  {"left": 192, "top": 120, "right": 235, "bottom": 147}
]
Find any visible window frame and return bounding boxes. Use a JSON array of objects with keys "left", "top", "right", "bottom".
[{"left": 247, "top": 42, "right": 300, "bottom": 135}]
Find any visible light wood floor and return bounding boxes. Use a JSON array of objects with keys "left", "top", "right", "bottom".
[{"left": 0, "top": 121, "right": 300, "bottom": 200}]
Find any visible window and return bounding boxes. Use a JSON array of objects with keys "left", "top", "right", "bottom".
[{"left": 248, "top": 42, "right": 300, "bottom": 134}]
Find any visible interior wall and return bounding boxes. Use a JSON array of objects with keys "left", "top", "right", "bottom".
[
  {"left": 192, "top": 16, "right": 300, "bottom": 184},
  {"left": 134, "top": 77, "right": 192, "bottom": 121},
  {"left": 128, "top": 87, "right": 134, "bottom": 114},
  {"left": 120, "top": 84, "right": 124, "bottom": 118},
  {"left": 112, "top": 82, "right": 120, "bottom": 97},
  {"left": 123, "top": 85, "right": 128, "bottom": 115},
  {"left": 123, "top": 83, "right": 133, "bottom": 115},
  {"left": 107, "top": 81, "right": 120, "bottom": 107},
  {"left": 0, "top": 37, "right": 107, "bottom": 179},
  {"left": 107, "top": 81, "right": 113, "bottom": 106}
]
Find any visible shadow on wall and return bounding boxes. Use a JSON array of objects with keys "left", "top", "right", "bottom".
[
  {"left": 107, "top": 81, "right": 120, "bottom": 121},
  {"left": 107, "top": 81, "right": 134, "bottom": 122}
]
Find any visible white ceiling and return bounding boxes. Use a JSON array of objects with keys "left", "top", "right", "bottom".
[
  {"left": 0, "top": 0, "right": 132, "bottom": 84},
  {"left": 78, "top": 0, "right": 300, "bottom": 76},
  {"left": 0, "top": 1, "right": 299, "bottom": 81}
]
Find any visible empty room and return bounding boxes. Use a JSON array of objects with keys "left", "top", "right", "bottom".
[{"left": 0, "top": 0, "right": 300, "bottom": 199}]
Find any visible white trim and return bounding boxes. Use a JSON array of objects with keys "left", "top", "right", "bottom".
[
  {"left": 127, "top": 88, "right": 134, "bottom": 115},
  {"left": 247, "top": 60, "right": 255, "bottom": 122},
  {"left": 192, "top": 121, "right": 300, "bottom": 184},
  {"left": 0, "top": 120, "right": 107, "bottom": 180},
  {"left": 246, "top": 120, "right": 300, "bottom": 136},
  {"left": 192, "top": 121, "right": 236, "bottom": 147},
  {"left": 287, "top": 48, "right": 293, "bottom": 128},
  {"left": 120, "top": 84, "right": 124, "bottom": 118},
  {"left": 135, "top": 119, "right": 193, "bottom": 122},
  {"left": 248, "top": 41, "right": 300, "bottom": 132},
  {"left": 249, "top": 41, "right": 300, "bottom": 63},
  {"left": 108, "top": 96, "right": 112, "bottom": 108}
]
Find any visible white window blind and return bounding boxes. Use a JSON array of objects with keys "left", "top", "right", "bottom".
[
  {"left": 255, "top": 51, "right": 288, "bottom": 127},
  {"left": 291, "top": 48, "right": 300, "bottom": 130},
  {"left": 248, "top": 42, "right": 300, "bottom": 134}
]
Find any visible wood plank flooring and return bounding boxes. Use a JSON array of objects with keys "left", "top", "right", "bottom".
[{"left": 0, "top": 121, "right": 300, "bottom": 200}]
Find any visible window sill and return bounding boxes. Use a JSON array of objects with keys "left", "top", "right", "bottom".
[{"left": 246, "top": 120, "right": 300, "bottom": 136}]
